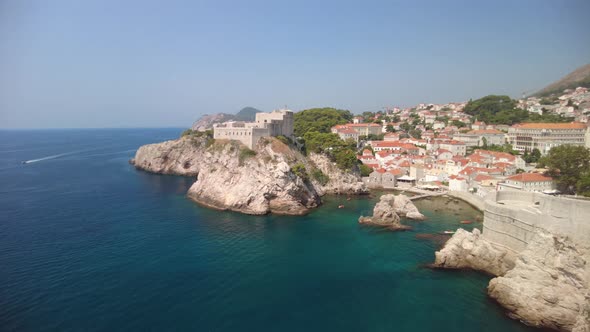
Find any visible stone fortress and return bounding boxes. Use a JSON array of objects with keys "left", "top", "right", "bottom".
[{"left": 213, "top": 109, "right": 294, "bottom": 149}]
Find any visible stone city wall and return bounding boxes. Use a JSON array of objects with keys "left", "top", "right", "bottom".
[{"left": 482, "top": 190, "right": 590, "bottom": 253}]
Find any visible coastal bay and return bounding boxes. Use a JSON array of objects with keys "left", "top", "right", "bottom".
[{"left": 0, "top": 129, "right": 536, "bottom": 332}]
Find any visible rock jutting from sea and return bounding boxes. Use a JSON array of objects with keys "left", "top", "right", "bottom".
[
  {"left": 130, "top": 135, "right": 368, "bottom": 215},
  {"left": 358, "top": 194, "right": 425, "bottom": 230},
  {"left": 433, "top": 191, "right": 590, "bottom": 332}
]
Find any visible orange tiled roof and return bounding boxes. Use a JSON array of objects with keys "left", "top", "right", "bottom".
[
  {"left": 514, "top": 122, "right": 586, "bottom": 130},
  {"left": 506, "top": 173, "right": 553, "bottom": 182}
]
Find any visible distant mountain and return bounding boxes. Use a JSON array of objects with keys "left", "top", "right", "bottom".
[
  {"left": 191, "top": 107, "right": 263, "bottom": 131},
  {"left": 533, "top": 63, "right": 590, "bottom": 97},
  {"left": 234, "top": 107, "right": 262, "bottom": 121}
]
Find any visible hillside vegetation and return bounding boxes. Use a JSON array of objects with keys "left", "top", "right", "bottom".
[
  {"left": 464, "top": 95, "right": 574, "bottom": 125},
  {"left": 293, "top": 107, "right": 353, "bottom": 137}
]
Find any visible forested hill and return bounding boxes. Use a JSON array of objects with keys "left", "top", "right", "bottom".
[
  {"left": 234, "top": 107, "right": 262, "bottom": 121},
  {"left": 463, "top": 95, "right": 573, "bottom": 125},
  {"left": 293, "top": 107, "right": 353, "bottom": 137}
]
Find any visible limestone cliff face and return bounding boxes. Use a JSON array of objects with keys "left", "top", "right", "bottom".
[
  {"left": 131, "top": 138, "right": 203, "bottom": 176},
  {"left": 131, "top": 136, "right": 366, "bottom": 215},
  {"left": 307, "top": 153, "right": 368, "bottom": 195},
  {"left": 434, "top": 228, "right": 590, "bottom": 331},
  {"left": 574, "top": 295, "right": 590, "bottom": 332},
  {"left": 434, "top": 228, "right": 517, "bottom": 276},
  {"left": 488, "top": 231, "right": 590, "bottom": 332}
]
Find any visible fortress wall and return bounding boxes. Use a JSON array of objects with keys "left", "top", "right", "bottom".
[
  {"left": 482, "top": 191, "right": 590, "bottom": 252},
  {"left": 447, "top": 191, "right": 486, "bottom": 211},
  {"left": 251, "top": 128, "right": 269, "bottom": 149}
]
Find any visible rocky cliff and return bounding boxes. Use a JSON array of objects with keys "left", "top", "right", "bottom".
[
  {"left": 358, "top": 194, "right": 424, "bottom": 229},
  {"left": 488, "top": 231, "right": 589, "bottom": 332},
  {"left": 434, "top": 228, "right": 589, "bottom": 331},
  {"left": 434, "top": 228, "right": 516, "bottom": 276},
  {"left": 191, "top": 113, "right": 233, "bottom": 132},
  {"left": 131, "top": 135, "right": 367, "bottom": 215}
]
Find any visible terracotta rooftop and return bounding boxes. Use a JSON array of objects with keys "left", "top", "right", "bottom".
[
  {"left": 513, "top": 122, "right": 586, "bottom": 130},
  {"left": 506, "top": 173, "right": 553, "bottom": 182}
]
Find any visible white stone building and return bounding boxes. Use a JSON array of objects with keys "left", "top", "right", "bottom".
[
  {"left": 507, "top": 122, "right": 587, "bottom": 154},
  {"left": 213, "top": 109, "right": 294, "bottom": 149}
]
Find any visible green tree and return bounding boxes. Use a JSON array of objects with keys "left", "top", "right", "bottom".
[
  {"left": 386, "top": 124, "right": 395, "bottom": 133},
  {"left": 293, "top": 108, "right": 353, "bottom": 137},
  {"left": 451, "top": 120, "right": 466, "bottom": 128},
  {"left": 409, "top": 129, "right": 422, "bottom": 139},
  {"left": 400, "top": 122, "right": 412, "bottom": 132},
  {"left": 359, "top": 164, "right": 373, "bottom": 177},
  {"left": 576, "top": 173, "right": 590, "bottom": 197},
  {"left": 463, "top": 95, "right": 527, "bottom": 125},
  {"left": 538, "top": 145, "right": 590, "bottom": 194},
  {"left": 332, "top": 148, "right": 358, "bottom": 170}
]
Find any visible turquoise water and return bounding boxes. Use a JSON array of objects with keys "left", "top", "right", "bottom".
[{"left": 0, "top": 129, "right": 535, "bottom": 331}]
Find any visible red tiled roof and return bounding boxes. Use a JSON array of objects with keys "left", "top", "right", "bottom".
[
  {"left": 474, "top": 174, "right": 493, "bottom": 182},
  {"left": 506, "top": 173, "right": 553, "bottom": 182},
  {"left": 388, "top": 168, "right": 404, "bottom": 176},
  {"left": 513, "top": 122, "right": 586, "bottom": 130}
]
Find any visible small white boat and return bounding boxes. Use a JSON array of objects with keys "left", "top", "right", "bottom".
[{"left": 442, "top": 230, "right": 455, "bottom": 235}]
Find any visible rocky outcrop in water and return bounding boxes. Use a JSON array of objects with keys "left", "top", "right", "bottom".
[
  {"left": 433, "top": 228, "right": 516, "bottom": 276},
  {"left": 131, "top": 136, "right": 367, "bottom": 215},
  {"left": 393, "top": 194, "right": 426, "bottom": 220},
  {"left": 488, "top": 231, "right": 590, "bottom": 332},
  {"left": 358, "top": 194, "right": 424, "bottom": 229},
  {"left": 434, "top": 228, "right": 590, "bottom": 331}
]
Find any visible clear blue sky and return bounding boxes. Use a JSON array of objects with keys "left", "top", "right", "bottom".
[{"left": 1, "top": 0, "right": 589, "bottom": 128}]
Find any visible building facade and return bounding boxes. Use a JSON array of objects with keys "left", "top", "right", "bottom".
[
  {"left": 507, "top": 122, "right": 587, "bottom": 154},
  {"left": 498, "top": 173, "right": 555, "bottom": 192},
  {"left": 213, "top": 109, "right": 294, "bottom": 149},
  {"left": 453, "top": 129, "right": 505, "bottom": 147}
]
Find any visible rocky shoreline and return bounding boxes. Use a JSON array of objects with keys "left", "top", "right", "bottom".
[
  {"left": 131, "top": 136, "right": 368, "bottom": 215},
  {"left": 433, "top": 209, "right": 590, "bottom": 331}
]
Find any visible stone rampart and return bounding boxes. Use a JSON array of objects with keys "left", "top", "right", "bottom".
[{"left": 482, "top": 191, "right": 590, "bottom": 252}]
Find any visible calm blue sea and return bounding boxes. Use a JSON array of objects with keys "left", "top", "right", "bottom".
[{"left": 0, "top": 129, "right": 535, "bottom": 332}]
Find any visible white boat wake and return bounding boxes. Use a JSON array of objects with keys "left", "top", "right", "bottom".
[{"left": 22, "top": 151, "right": 80, "bottom": 164}]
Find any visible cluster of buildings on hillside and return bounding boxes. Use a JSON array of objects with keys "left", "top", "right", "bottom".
[
  {"left": 355, "top": 120, "right": 590, "bottom": 196},
  {"left": 209, "top": 88, "right": 590, "bottom": 197},
  {"left": 519, "top": 87, "right": 590, "bottom": 122}
]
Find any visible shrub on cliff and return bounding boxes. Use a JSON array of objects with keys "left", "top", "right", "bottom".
[
  {"left": 291, "top": 163, "right": 308, "bottom": 180},
  {"left": 238, "top": 147, "right": 257, "bottom": 165},
  {"left": 359, "top": 164, "right": 373, "bottom": 177},
  {"left": 311, "top": 169, "right": 329, "bottom": 185},
  {"left": 181, "top": 129, "right": 213, "bottom": 138}
]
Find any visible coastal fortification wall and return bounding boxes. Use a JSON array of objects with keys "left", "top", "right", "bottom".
[
  {"left": 482, "top": 191, "right": 590, "bottom": 252},
  {"left": 447, "top": 191, "right": 486, "bottom": 211}
]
